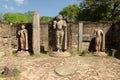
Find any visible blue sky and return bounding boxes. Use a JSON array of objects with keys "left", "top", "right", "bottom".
[{"left": 0, "top": 0, "right": 79, "bottom": 17}]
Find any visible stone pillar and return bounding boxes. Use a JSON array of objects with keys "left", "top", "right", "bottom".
[
  {"left": 64, "top": 26, "right": 67, "bottom": 50},
  {"left": 67, "top": 23, "right": 72, "bottom": 51},
  {"left": 102, "top": 27, "right": 107, "bottom": 51},
  {"left": 32, "top": 12, "right": 40, "bottom": 54},
  {"left": 102, "top": 31, "right": 105, "bottom": 51},
  {"left": 78, "top": 22, "right": 83, "bottom": 51}
]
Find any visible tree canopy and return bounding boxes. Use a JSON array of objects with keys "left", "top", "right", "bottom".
[
  {"left": 0, "top": 13, "right": 4, "bottom": 21},
  {"left": 25, "top": 11, "right": 35, "bottom": 22},
  {"left": 1, "top": 0, "right": 120, "bottom": 23},
  {"left": 2, "top": 11, "right": 53, "bottom": 23},
  {"left": 78, "top": 0, "right": 120, "bottom": 21},
  {"left": 59, "top": 4, "right": 79, "bottom": 22},
  {"left": 3, "top": 12, "right": 31, "bottom": 23},
  {"left": 40, "top": 16, "right": 53, "bottom": 22},
  {"left": 59, "top": 0, "right": 120, "bottom": 22}
]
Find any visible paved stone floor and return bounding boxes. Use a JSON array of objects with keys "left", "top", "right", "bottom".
[{"left": 0, "top": 55, "right": 120, "bottom": 80}]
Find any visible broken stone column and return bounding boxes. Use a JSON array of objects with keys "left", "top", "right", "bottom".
[{"left": 32, "top": 12, "right": 40, "bottom": 54}]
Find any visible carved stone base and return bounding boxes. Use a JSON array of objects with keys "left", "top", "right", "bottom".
[
  {"left": 50, "top": 51, "right": 71, "bottom": 57},
  {"left": 94, "top": 52, "right": 107, "bottom": 57},
  {"left": 17, "top": 51, "right": 30, "bottom": 56}
]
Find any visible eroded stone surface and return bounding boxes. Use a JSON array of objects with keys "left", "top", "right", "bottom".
[
  {"left": 1, "top": 66, "right": 18, "bottom": 76},
  {"left": 0, "top": 56, "right": 120, "bottom": 80},
  {"left": 94, "top": 52, "right": 107, "bottom": 57},
  {"left": 55, "top": 64, "right": 77, "bottom": 76},
  {"left": 17, "top": 51, "right": 30, "bottom": 56},
  {"left": 0, "top": 52, "right": 5, "bottom": 57},
  {"left": 50, "top": 51, "right": 71, "bottom": 57}
]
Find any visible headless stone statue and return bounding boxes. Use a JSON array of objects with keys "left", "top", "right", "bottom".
[
  {"left": 53, "top": 14, "right": 67, "bottom": 52},
  {"left": 18, "top": 25, "right": 28, "bottom": 51},
  {"left": 94, "top": 28, "right": 103, "bottom": 52}
]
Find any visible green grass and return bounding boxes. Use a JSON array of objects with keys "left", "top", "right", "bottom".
[
  {"left": 71, "top": 49, "right": 79, "bottom": 56},
  {"left": 12, "top": 50, "right": 17, "bottom": 56},
  {"left": 105, "top": 48, "right": 111, "bottom": 56}
]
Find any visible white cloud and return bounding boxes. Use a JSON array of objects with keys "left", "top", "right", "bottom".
[
  {"left": 2, "top": 5, "right": 14, "bottom": 11},
  {"left": 14, "top": 0, "right": 25, "bottom": 5},
  {"left": 2, "top": 5, "right": 8, "bottom": 9}
]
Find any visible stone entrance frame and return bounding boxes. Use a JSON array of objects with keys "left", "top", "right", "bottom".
[{"left": 78, "top": 22, "right": 107, "bottom": 52}]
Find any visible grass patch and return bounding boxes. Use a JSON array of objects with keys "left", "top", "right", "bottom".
[
  {"left": 83, "top": 52, "right": 94, "bottom": 57},
  {"left": 71, "top": 49, "right": 79, "bottom": 56},
  {"left": 105, "top": 48, "right": 111, "bottom": 56},
  {"left": 12, "top": 50, "right": 17, "bottom": 56}
]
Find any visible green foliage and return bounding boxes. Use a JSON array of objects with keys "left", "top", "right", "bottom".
[
  {"left": 0, "top": 71, "right": 20, "bottom": 78},
  {"left": 40, "top": 16, "right": 53, "bottom": 22},
  {"left": 0, "top": 13, "right": 4, "bottom": 21},
  {"left": 2, "top": 11, "right": 53, "bottom": 23},
  {"left": 59, "top": 4, "right": 79, "bottom": 22},
  {"left": 25, "top": 11, "right": 35, "bottom": 22},
  {"left": 105, "top": 48, "right": 111, "bottom": 56},
  {"left": 12, "top": 50, "right": 17, "bottom": 56},
  {"left": 78, "top": 0, "right": 120, "bottom": 21},
  {"left": 3, "top": 12, "right": 32, "bottom": 23}
]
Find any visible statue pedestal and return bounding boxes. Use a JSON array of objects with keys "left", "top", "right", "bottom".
[
  {"left": 17, "top": 51, "right": 30, "bottom": 56},
  {"left": 50, "top": 51, "right": 71, "bottom": 57},
  {"left": 94, "top": 52, "right": 107, "bottom": 57}
]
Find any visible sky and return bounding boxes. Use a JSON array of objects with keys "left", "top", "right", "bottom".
[{"left": 0, "top": 0, "right": 79, "bottom": 17}]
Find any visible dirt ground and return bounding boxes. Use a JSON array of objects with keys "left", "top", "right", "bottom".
[{"left": 0, "top": 54, "right": 120, "bottom": 80}]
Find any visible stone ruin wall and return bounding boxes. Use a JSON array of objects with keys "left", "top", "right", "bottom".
[
  {"left": 0, "top": 22, "right": 12, "bottom": 47},
  {"left": 0, "top": 21, "right": 119, "bottom": 51}
]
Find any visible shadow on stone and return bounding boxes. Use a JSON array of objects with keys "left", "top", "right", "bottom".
[
  {"left": 40, "top": 46, "right": 48, "bottom": 54},
  {"left": 88, "top": 37, "right": 96, "bottom": 52}
]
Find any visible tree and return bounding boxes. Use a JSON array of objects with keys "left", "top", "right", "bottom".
[
  {"left": 0, "top": 13, "right": 4, "bottom": 21},
  {"left": 78, "top": 0, "right": 120, "bottom": 21},
  {"left": 40, "top": 16, "right": 53, "bottom": 22},
  {"left": 25, "top": 11, "right": 35, "bottom": 22},
  {"left": 3, "top": 12, "right": 31, "bottom": 23},
  {"left": 59, "top": 4, "right": 79, "bottom": 22}
]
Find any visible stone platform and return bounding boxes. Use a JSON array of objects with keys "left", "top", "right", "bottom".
[
  {"left": 94, "top": 52, "right": 107, "bottom": 57},
  {"left": 54, "top": 64, "right": 77, "bottom": 77},
  {"left": 50, "top": 51, "right": 71, "bottom": 57},
  {"left": 17, "top": 51, "right": 30, "bottom": 57}
]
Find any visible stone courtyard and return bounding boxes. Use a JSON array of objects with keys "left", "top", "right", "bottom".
[
  {"left": 0, "top": 54, "right": 120, "bottom": 80},
  {"left": 0, "top": 0, "right": 120, "bottom": 80}
]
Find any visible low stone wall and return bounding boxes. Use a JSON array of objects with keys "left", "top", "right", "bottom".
[{"left": 0, "top": 21, "right": 119, "bottom": 52}]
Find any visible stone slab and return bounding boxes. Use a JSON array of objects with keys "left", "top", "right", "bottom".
[
  {"left": 17, "top": 51, "right": 30, "bottom": 57},
  {"left": 94, "top": 52, "right": 107, "bottom": 57},
  {"left": 54, "top": 64, "right": 77, "bottom": 77},
  {"left": 50, "top": 51, "right": 71, "bottom": 57}
]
